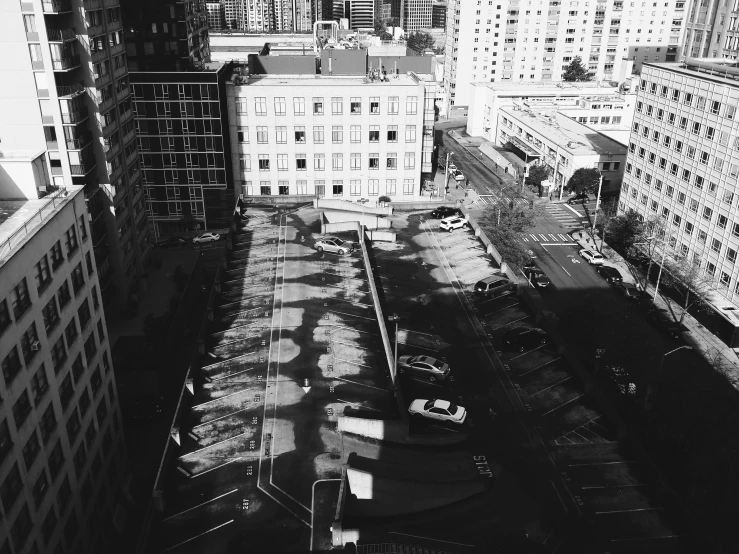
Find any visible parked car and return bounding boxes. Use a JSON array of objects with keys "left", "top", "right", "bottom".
[
  {"left": 397, "top": 355, "right": 450, "bottom": 382},
  {"left": 430, "top": 206, "right": 462, "bottom": 219},
  {"left": 193, "top": 232, "right": 221, "bottom": 244},
  {"left": 453, "top": 170, "right": 465, "bottom": 182},
  {"left": 314, "top": 236, "right": 354, "bottom": 255},
  {"left": 408, "top": 398, "right": 467, "bottom": 424},
  {"left": 474, "top": 275, "right": 515, "bottom": 298},
  {"left": 523, "top": 261, "right": 551, "bottom": 288},
  {"left": 567, "top": 193, "right": 590, "bottom": 205},
  {"left": 155, "top": 237, "right": 188, "bottom": 248},
  {"left": 596, "top": 265, "right": 623, "bottom": 283},
  {"left": 439, "top": 216, "right": 467, "bottom": 232},
  {"left": 614, "top": 282, "right": 651, "bottom": 303},
  {"left": 646, "top": 308, "right": 685, "bottom": 339},
  {"left": 503, "top": 327, "right": 548, "bottom": 352},
  {"left": 448, "top": 163, "right": 456, "bottom": 172},
  {"left": 579, "top": 248, "right": 605, "bottom": 265}
]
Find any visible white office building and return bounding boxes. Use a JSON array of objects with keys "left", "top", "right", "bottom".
[
  {"left": 619, "top": 59, "right": 739, "bottom": 306},
  {"left": 443, "top": 0, "right": 685, "bottom": 115}
]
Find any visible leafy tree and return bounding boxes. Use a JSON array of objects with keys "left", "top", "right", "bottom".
[
  {"left": 374, "top": 17, "right": 386, "bottom": 35},
  {"left": 477, "top": 198, "right": 541, "bottom": 268},
  {"left": 380, "top": 31, "right": 393, "bottom": 41},
  {"left": 605, "top": 209, "right": 644, "bottom": 253},
  {"left": 658, "top": 254, "right": 716, "bottom": 324},
  {"left": 566, "top": 167, "right": 601, "bottom": 195},
  {"left": 562, "top": 56, "right": 593, "bottom": 82},
  {"left": 525, "top": 164, "right": 552, "bottom": 190},
  {"left": 406, "top": 31, "right": 436, "bottom": 54}
]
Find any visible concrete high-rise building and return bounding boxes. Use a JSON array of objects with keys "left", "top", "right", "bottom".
[
  {"left": 619, "top": 59, "right": 739, "bottom": 307},
  {"left": 403, "top": 0, "right": 432, "bottom": 33},
  {"left": 443, "top": 0, "right": 685, "bottom": 115},
  {"left": 219, "top": 0, "right": 312, "bottom": 32},
  {"left": 130, "top": 63, "right": 235, "bottom": 235},
  {"left": 206, "top": 1, "right": 227, "bottom": 30},
  {"left": 431, "top": 1, "right": 446, "bottom": 29},
  {"left": 682, "top": 0, "right": 739, "bottom": 59},
  {"left": 336, "top": 0, "right": 374, "bottom": 30},
  {"left": 121, "top": 0, "right": 210, "bottom": 71},
  {"left": 1, "top": 0, "right": 152, "bottom": 311},
  {"left": 0, "top": 184, "right": 124, "bottom": 553}
]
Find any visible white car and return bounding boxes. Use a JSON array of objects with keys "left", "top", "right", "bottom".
[
  {"left": 579, "top": 248, "right": 605, "bottom": 265},
  {"left": 439, "top": 216, "right": 467, "bottom": 233},
  {"left": 314, "top": 236, "right": 354, "bottom": 255},
  {"left": 193, "top": 232, "right": 221, "bottom": 244},
  {"left": 448, "top": 163, "right": 457, "bottom": 172},
  {"left": 408, "top": 398, "right": 467, "bottom": 425}
]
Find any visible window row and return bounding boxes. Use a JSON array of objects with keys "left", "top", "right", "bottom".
[
  {"left": 639, "top": 79, "right": 736, "bottom": 119},
  {"left": 633, "top": 113, "right": 736, "bottom": 147},
  {"left": 242, "top": 179, "right": 416, "bottom": 197},
  {"left": 234, "top": 96, "right": 419, "bottom": 116},
  {"left": 239, "top": 153, "right": 416, "bottom": 172},
  {"left": 236, "top": 124, "right": 418, "bottom": 145}
]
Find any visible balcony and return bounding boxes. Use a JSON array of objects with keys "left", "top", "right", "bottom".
[
  {"left": 113, "top": 64, "right": 128, "bottom": 80},
  {"left": 52, "top": 53, "right": 81, "bottom": 72},
  {"left": 61, "top": 105, "right": 89, "bottom": 125},
  {"left": 47, "top": 28, "right": 77, "bottom": 42},
  {"left": 70, "top": 158, "right": 97, "bottom": 176},
  {"left": 42, "top": 0, "right": 72, "bottom": 13},
  {"left": 66, "top": 134, "right": 91, "bottom": 150},
  {"left": 56, "top": 83, "right": 84, "bottom": 98}
]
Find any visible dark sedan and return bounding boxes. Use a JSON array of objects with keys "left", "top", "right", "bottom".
[
  {"left": 523, "top": 262, "right": 551, "bottom": 288},
  {"left": 567, "top": 193, "right": 590, "bottom": 205},
  {"left": 646, "top": 308, "right": 685, "bottom": 339},
  {"left": 614, "top": 282, "right": 651, "bottom": 303},
  {"left": 430, "top": 206, "right": 462, "bottom": 219},
  {"left": 155, "top": 237, "right": 188, "bottom": 248},
  {"left": 503, "top": 327, "right": 548, "bottom": 352},
  {"left": 596, "top": 265, "right": 623, "bottom": 283}
]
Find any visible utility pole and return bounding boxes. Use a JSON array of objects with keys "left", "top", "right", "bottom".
[
  {"left": 590, "top": 173, "right": 604, "bottom": 250},
  {"left": 444, "top": 151, "right": 453, "bottom": 193},
  {"left": 653, "top": 244, "right": 670, "bottom": 304}
]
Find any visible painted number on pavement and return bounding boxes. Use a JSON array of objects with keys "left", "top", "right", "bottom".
[{"left": 473, "top": 455, "right": 493, "bottom": 478}]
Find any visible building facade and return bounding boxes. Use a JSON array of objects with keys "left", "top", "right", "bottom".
[
  {"left": 2, "top": 0, "right": 151, "bottom": 310},
  {"left": 432, "top": 1, "right": 447, "bottom": 28},
  {"left": 682, "top": 0, "right": 739, "bottom": 59},
  {"left": 206, "top": 1, "right": 226, "bottom": 30},
  {"left": 403, "top": 0, "right": 432, "bottom": 33},
  {"left": 0, "top": 186, "right": 124, "bottom": 554},
  {"left": 130, "top": 65, "right": 234, "bottom": 236},
  {"left": 121, "top": 0, "right": 210, "bottom": 71},
  {"left": 619, "top": 60, "right": 739, "bottom": 305},
  {"left": 228, "top": 71, "right": 434, "bottom": 202},
  {"left": 443, "top": 0, "right": 685, "bottom": 114},
  {"left": 496, "top": 107, "right": 627, "bottom": 193}
]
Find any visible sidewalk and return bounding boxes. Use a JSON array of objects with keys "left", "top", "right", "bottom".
[{"left": 570, "top": 230, "right": 739, "bottom": 388}]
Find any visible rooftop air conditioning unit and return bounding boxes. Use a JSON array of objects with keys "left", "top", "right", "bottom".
[{"left": 30, "top": 341, "right": 40, "bottom": 351}]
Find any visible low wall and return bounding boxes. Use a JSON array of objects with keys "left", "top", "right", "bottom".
[
  {"left": 323, "top": 210, "right": 392, "bottom": 229},
  {"left": 241, "top": 194, "right": 311, "bottom": 205},
  {"left": 315, "top": 198, "right": 392, "bottom": 216},
  {"left": 390, "top": 200, "right": 451, "bottom": 210},
  {"left": 322, "top": 221, "right": 365, "bottom": 234},
  {"left": 367, "top": 229, "right": 396, "bottom": 242},
  {"left": 337, "top": 415, "right": 409, "bottom": 442}
]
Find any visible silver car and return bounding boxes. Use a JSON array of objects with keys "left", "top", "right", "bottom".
[
  {"left": 314, "top": 236, "right": 354, "bottom": 255},
  {"left": 397, "top": 355, "right": 450, "bottom": 382},
  {"left": 408, "top": 399, "right": 467, "bottom": 424}
]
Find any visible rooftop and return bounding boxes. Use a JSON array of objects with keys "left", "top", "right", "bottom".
[
  {"left": 645, "top": 58, "right": 739, "bottom": 87},
  {"left": 0, "top": 187, "right": 83, "bottom": 267},
  {"left": 500, "top": 107, "right": 627, "bottom": 155},
  {"left": 474, "top": 80, "right": 620, "bottom": 94},
  {"left": 230, "top": 73, "right": 421, "bottom": 87}
]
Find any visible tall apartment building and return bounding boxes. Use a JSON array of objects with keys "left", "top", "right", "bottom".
[
  {"left": 443, "top": 0, "right": 685, "bottom": 114},
  {"left": 230, "top": 51, "right": 436, "bottom": 202},
  {"left": 432, "top": 1, "right": 447, "bottom": 28},
  {"left": 2, "top": 0, "right": 151, "bottom": 311},
  {"left": 683, "top": 0, "right": 739, "bottom": 59},
  {"left": 403, "top": 0, "right": 432, "bottom": 32},
  {"left": 206, "top": 1, "right": 226, "bottom": 30},
  {"left": 0, "top": 185, "right": 124, "bottom": 554},
  {"left": 121, "top": 0, "right": 210, "bottom": 71},
  {"left": 619, "top": 60, "right": 739, "bottom": 306},
  {"left": 130, "top": 64, "right": 235, "bottom": 235},
  {"left": 332, "top": 0, "right": 375, "bottom": 29}
]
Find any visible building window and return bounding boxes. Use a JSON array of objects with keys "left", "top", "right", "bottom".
[
  {"left": 405, "top": 125, "right": 416, "bottom": 143},
  {"left": 332, "top": 153, "right": 343, "bottom": 171},
  {"left": 388, "top": 96, "right": 399, "bottom": 115},
  {"left": 42, "top": 297, "right": 59, "bottom": 333},
  {"left": 71, "top": 263, "right": 85, "bottom": 294},
  {"left": 275, "top": 126, "right": 286, "bottom": 144},
  {"left": 1, "top": 346, "right": 22, "bottom": 388},
  {"left": 313, "top": 126, "right": 324, "bottom": 144},
  {"left": 22, "top": 430, "right": 40, "bottom": 471},
  {"left": 13, "top": 390, "right": 32, "bottom": 429},
  {"left": 369, "top": 125, "right": 379, "bottom": 142},
  {"left": 331, "top": 97, "right": 342, "bottom": 115},
  {"left": 294, "top": 126, "right": 306, "bottom": 144},
  {"left": 404, "top": 152, "right": 416, "bottom": 169},
  {"left": 49, "top": 240, "right": 64, "bottom": 269},
  {"left": 368, "top": 180, "right": 379, "bottom": 196},
  {"left": 258, "top": 155, "right": 270, "bottom": 171},
  {"left": 11, "top": 278, "right": 31, "bottom": 320},
  {"left": 403, "top": 179, "right": 414, "bottom": 195},
  {"left": 293, "top": 97, "right": 305, "bottom": 116},
  {"left": 30, "top": 363, "right": 49, "bottom": 406},
  {"left": 257, "top": 126, "right": 268, "bottom": 144},
  {"left": 350, "top": 97, "right": 361, "bottom": 114},
  {"left": 387, "top": 126, "right": 398, "bottom": 142},
  {"left": 255, "top": 97, "right": 267, "bottom": 115},
  {"left": 65, "top": 225, "right": 78, "bottom": 256},
  {"left": 332, "top": 126, "right": 343, "bottom": 143},
  {"left": 51, "top": 335, "right": 67, "bottom": 374},
  {"left": 237, "top": 126, "right": 248, "bottom": 143},
  {"left": 386, "top": 153, "right": 397, "bottom": 170},
  {"left": 350, "top": 125, "right": 361, "bottom": 143},
  {"left": 39, "top": 405, "right": 56, "bottom": 445},
  {"left": 386, "top": 179, "right": 396, "bottom": 196},
  {"left": 20, "top": 322, "right": 39, "bottom": 365},
  {"left": 0, "top": 463, "right": 23, "bottom": 512},
  {"left": 313, "top": 98, "right": 323, "bottom": 115},
  {"left": 370, "top": 97, "right": 379, "bottom": 114},
  {"left": 407, "top": 96, "right": 418, "bottom": 115},
  {"left": 296, "top": 181, "right": 308, "bottom": 195},
  {"left": 277, "top": 154, "right": 288, "bottom": 171},
  {"left": 78, "top": 216, "right": 87, "bottom": 241},
  {"left": 260, "top": 183, "right": 271, "bottom": 196},
  {"left": 239, "top": 155, "right": 251, "bottom": 172},
  {"left": 332, "top": 181, "right": 344, "bottom": 196},
  {"left": 314, "top": 154, "right": 325, "bottom": 171},
  {"left": 351, "top": 153, "right": 361, "bottom": 170},
  {"left": 78, "top": 298, "right": 91, "bottom": 330}
]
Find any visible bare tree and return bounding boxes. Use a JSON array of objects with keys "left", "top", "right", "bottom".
[
  {"left": 658, "top": 254, "right": 716, "bottom": 325},
  {"left": 624, "top": 215, "right": 668, "bottom": 292}
]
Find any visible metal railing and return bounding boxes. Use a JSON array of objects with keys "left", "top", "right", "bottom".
[
  {"left": 56, "top": 83, "right": 84, "bottom": 97},
  {"left": 42, "top": 0, "right": 72, "bottom": 13},
  {"left": 0, "top": 188, "right": 72, "bottom": 265},
  {"left": 47, "top": 28, "right": 76, "bottom": 42}
]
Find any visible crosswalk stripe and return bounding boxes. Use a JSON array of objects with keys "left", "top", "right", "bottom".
[
  {"left": 531, "top": 234, "right": 539, "bottom": 241},
  {"left": 539, "top": 234, "right": 548, "bottom": 240},
  {"left": 549, "top": 234, "right": 557, "bottom": 240},
  {"left": 522, "top": 237, "right": 529, "bottom": 242}
]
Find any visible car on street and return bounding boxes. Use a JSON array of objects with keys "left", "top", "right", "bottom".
[
  {"left": 579, "top": 248, "right": 605, "bottom": 265},
  {"left": 596, "top": 265, "right": 623, "bottom": 283},
  {"left": 192, "top": 232, "right": 221, "bottom": 244},
  {"left": 430, "top": 206, "right": 462, "bottom": 219},
  {"left": 314, "top": 236, "right": 354, "bottom": 255},
  {"left": 567, "top": 193, "right": 590, "bottom": 205},
  {"left": 502, "top": 326, "right": 548, "bottom": 352},
  {"left": 397, "top": 355, "right": 450, "bottom": 382},
  {"left": 408, "top": 398, "right": 467, "bottom": 424},
  {"left": 614, "top": 282, "right": 651, "bottom": 303},
  {"left": 447, "top": 162, "right": 456, "bottom": 172},
  {"left": 155, "top": 237, "right": 188, "bottom": 248},
  {"left": 453, "top": 170, "right": 465, "bottom": 182},
  {"left": 474, "top": 274, "right": 515, "bottom": 298},
  {"left": 439, "top": 216, "right": 467, "bottom": 232},
  {"left": 646, "top": 308, "right": 685, "bottom": 339},
  {"left": 523, "top": 261, "right": 551, "bottom": 288}
]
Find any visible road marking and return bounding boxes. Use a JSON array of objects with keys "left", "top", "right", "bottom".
[
  {"left": 190, "top": 456, "right": 244, "bottom": 479},
  {"left": 531, "top": 234, "right": 539, "bottom": 242},
  {"left": 428, "top": 423, "right": 463, "bottom": 433},
  {"left": 530, "top": 376, "right": 575, "bottom": 396},
  {"left": 332, "top": 376, "right": 388, "bottom": 392},
  {"left": 388, "top": 532, "right": 476, "bottom": 548},
  {"left": 311, "top": 479, "right": 343, "bottom": 550},
  {"left": 519, "top": 357, "right": 561, "bottom": 376},
  {"left": 595, "top": 507, "right": 664, "bottom": 515},
  {"left": 158, "top": 520, "right": 235, "bottom": 553},
  {"left": 191, "top": 408, "right": 249, "bottom": 429},
  {"left": 336, "top": 399, "right": 384, "bottom": 410},
  {"left": 161, "top": 489, "right": 240, "bottom": 522},
  {"left": 539, "top": 234, "right": 549, "bottom": 241},
  {"left": 489, "top": 315, "right": 529, "bottom": 330},
  {"left": 540, "top": 243, "right": 579, "bottom": 246},
  {"left": 541, "top": 393, "right": 585, "bottom": 416},
  {"left": 510, "top": 342, "right": 550, "bottom": 360},
  {"left": 549, "top": 234, "right": 557, "bottom": 240}
]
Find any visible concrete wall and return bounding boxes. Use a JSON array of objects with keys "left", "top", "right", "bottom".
[
  {"left": 0, "top": 152, "right": 50, "bottom": 199},
  {"left": 367, "top": 229, "right": 396, "bottom": 242},
  {"left": 389, "top": 200, "right": 449, "bottom": 210},
  {"left": 248, "top": 54, "right": 316, "bottom": 75},
  {"left": 315, "top": 198, "right": 392, "bottom": 215},
  {"left": 323, "top": 210, "right": 392, "bottom": 229}
]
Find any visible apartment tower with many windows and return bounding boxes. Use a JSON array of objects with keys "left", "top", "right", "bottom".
[
  {"left": 0, "top": 185, "right": 124, "bottom": 553},
  {"left": 1, "top": 0, "right": 152, "bottom": 311}
]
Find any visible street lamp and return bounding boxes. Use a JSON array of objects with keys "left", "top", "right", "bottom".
[
  {"left": 444, "top": 152, "right": 454, "bottom": 194},
  {"left": 494, "top": 185, "right": 515, "bottom": 226},
  {"left": 659, "top": 345, "right": 692, "bottom": 373},
  {"left": 388, "top": 314, "right": 400, "bottom": 382}
]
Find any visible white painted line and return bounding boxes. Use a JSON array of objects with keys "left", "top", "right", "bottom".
[
  {"left": 179, "top": 431, "right": 250, "bottom": 460},
  {"left": 568, "top": 460, "right": 635, "bottom": 467},
  {"left": 210, "top": 367, "right": 255, "bottom": 382},
  {"left": 162, "top": 489, "right": 239, "bottom": 522},
  {"left": 530, "top": 376, "right": 574, "bottom": 397},
  {"left": 311, "top": 478, "right": 343, "bottom": 550},
  {"left": 332, "top": 376, "right": 387, "bottom": 392},
  {"left": 257, "top": 484, "right": 311, "bottom": 527},
  {"left": 541, "top": 393, "right": 585, "bottom": 416},
  {"left": 531, "top": 234, "right": 539, "bottom": 241},
  {"left": 582, "top": 483, "right": 646, "bottom": 490},
  {"left": 549, "top": 234, "right": 557, "bottom": 240},
  {"left": 191, "top": 408, "right": 249, "bottom": 429},
  {"left": 191, "top": 389, "right": 252, "bottom": 409},
  {"left": 522, "top": 237, "right": 529, "bottom": 242},
  {"left": 595, "top": 507, "right": 664, "bottom": 515},
  {"left": 428, "top": 423, "right": 463, "bottom": 433},
  {"left": 539, "top": 234, "right": 549, "bottom": 240},
  {"left": 158, "top": 520, "right": 234, "bottom": 553},
  {"left": 388, "top": 532, "right": 476, "bottom": 548},
  {"left": 510, "top": 342, "right": 550, "bottom": 361},
  {"left": 563, "top": 203, "right": 583, "bottom": 217},
  {"left": 519, "top": 357, "right": 562, "bottom": 376},
  {"left": 540, "top": 243, "right": 579, "bottom": 246},
  {"left": 327, "top": 310, "right": 375, "bottom": 321},
  {"left": 190, "top": 456, "right": 245, "bottom": 479},
  {"left": 332, "top": 357, "right": 375, "bottom": 369}
]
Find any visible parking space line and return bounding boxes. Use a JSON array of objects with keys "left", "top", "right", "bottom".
[
  {"left": 428, "top": 423, "right": 463, "bottom": 433},
  {"left": 336, "top": 399, "right": 383, "bottom": 411},
  {"left": 191, "top": 408, "right": 249, "bottom": 429},
  {"left": 190, "top": 456, "right": 244, "bottom": 479},
  {"left": 530, "top": 376, "right": 574, "bottom": 396},
  {"left": 192, "top": 389, "right": 252, "bottom": 409},
  {"left": 568, "top": 460, "right": 635, "bottom": 467},
  {"left": 331, "top": 340, "right": 376, "bottom": 350},
  {"left": 209, "top": 367, "right": 255, "bottom": 382},
  {"left": 161, "top": 489, "right": 240, "bottom": 522},
  {"left": 327, "top": 310, "right": 375, "bottom": 321},
  {"left": 399, "top": 343, "right": 438, "bottom": 354},
  {"left": 332, "top": 376, "right": 387, "bottom": 392},
  {"left": 595, "top": 507, "right": 664, "bottom": 515},
  {"left": 388, "top": 532, "right": 475, "bottom": 548},
  {"left": 405, "top": 376, "right": 444, "bottom": 388},
  {"left": 179, "top": 431, "right": 250, "bottom": 460},
  {"left": 158, "top": 520, "right": 235, "bottom": 553},
  {"left": 519, "top": 357, "right": 561, "bottom": 376},
  {"left": 510, "top": 343, "right": 551, "bottom": 361},
  {"left": 332, "top": 357, "right": 375, "bottom": 369},
  {"left": 582, "top": 483, "right": 646, "bottom": 490},
  {"left": 489, "top": 315, "right": 529, "bottom": 330},
  {"left": 541, "top": 393, "right": 585, "bottom": 416}
]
